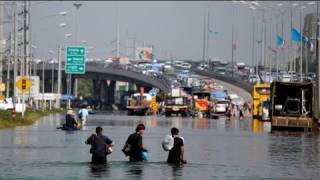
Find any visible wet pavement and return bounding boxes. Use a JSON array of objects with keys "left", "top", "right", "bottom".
[{"left": 0, "top": 113, "right": 320, "bottom": 179}]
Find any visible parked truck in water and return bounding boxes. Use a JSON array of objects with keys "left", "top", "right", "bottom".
[
  {"left": 126, "top": 93, "right": 151, "bottom": 115},
  {"left": 270, "top": 81, "right": 314, "bottom": 131}
]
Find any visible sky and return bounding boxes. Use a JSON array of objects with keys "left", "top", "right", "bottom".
[{"left": 3, "top": 1, "right": 318, "bottom": 65}]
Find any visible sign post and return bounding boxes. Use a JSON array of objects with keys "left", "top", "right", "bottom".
[
  {"left": 65, "top": 46, "right": 86, "bottom": 108},
  {"left": 16, "top": 76, "right": 32, "bottom": 117}
]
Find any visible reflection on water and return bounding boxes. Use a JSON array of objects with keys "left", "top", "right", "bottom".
[
  {"left": 251, "top": 119, "right": 271, "bottom": 134},
  {"left": 0, "top": 113, "right": 320, "bottom": 179},
  {"left": 89, "top": 163, "right": 110, "bottom": 178}
]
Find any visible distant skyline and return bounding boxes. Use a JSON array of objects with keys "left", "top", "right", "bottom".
[{"left": 2, "top": 1, "right": 317, "bottom": 65}]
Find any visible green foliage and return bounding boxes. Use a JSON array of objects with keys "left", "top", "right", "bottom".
[
  {"left": 78, "top": 78, "right": 93, "bottom": 97},
  {"left": 0, "top": 109, "right": 64, "bottom": 129}
]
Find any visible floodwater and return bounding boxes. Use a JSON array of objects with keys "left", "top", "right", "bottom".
[{"left": 0, "top": 113, "right": 320, "bottom": 179}]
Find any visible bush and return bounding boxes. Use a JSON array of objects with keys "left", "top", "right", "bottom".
[{"left": 0, "top": 109, "right": 64, "bottom": 129}]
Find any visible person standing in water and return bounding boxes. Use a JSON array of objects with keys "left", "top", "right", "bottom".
[
  {"left": 86, "top": 126, "right": 114, "bottom": 164},
  {"left": 125, "top": 123, "right": 147, "bottom": 162},
  {"left": 167, "top": 127, "right": 187, "bottom": 164}
]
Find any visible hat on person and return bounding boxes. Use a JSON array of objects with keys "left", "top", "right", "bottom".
[{"left": 67, "top": 109, "right": 74, "bottom": 115}]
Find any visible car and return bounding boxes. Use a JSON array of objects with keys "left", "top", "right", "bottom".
[
  {"left": 213, "top": 84, "right": 224, "bottom": 90},
  {"left": 228, "top": 93, "right": 239, "bottom": 100},
  {"left": 280, "top": 74, "right": 291, "bottom": 82},
  {"left": 249, "top": 74, "right": 260, "bottom": 83},
  {"left": 0, "top": 98, "right": 14, "bottom": 110},
  {"left": 181, "top": 63, "right": 191, "bottom": 69},
  {"left": 213, "top": 100, "right": 229, "bottom": 113}
]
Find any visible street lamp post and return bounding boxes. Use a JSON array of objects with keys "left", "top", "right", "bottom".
[
  {"left": 42, "top": 59, "right": 45, "bottom": 110},
  {"left": 231, "top": 3, "right": 235, "bottom": 78},
  {"left": 300, "top": 6, "right": 306, "bottom": 82}
]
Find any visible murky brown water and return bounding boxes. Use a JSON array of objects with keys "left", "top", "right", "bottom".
[{"left": 0, "top": 113, "right": 319, "bottom": 179}]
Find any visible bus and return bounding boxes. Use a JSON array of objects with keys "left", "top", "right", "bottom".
[{"left": 252, "top": 83, "right": 270, "bottom": 119}]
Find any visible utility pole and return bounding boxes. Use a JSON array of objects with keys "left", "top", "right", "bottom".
[
  {"left": 55, "top": 45, "right": 62, "bottom": 108},
  {"left": 24, "top": 0, "right": 30, "bottom": 76},
  {"left": 316, "top": 0, "right": 320, "bottom": 119},
  {"left": 0, "top": 1, "right": 4, "bottom": 84},
  {"left": 13, "top": 1, "right": 18, "bottom": 102},
  {"left": 262, "top": 9, "right": 266, "bottom": 75},
  {"left": 269, "top": 17, "right": 272, "bottom": 78},
  {"left": 72, "top": 3, "right": 82, "bottom": 102},
  {"left": 202, "top": 5, "right": 207, "bottom": 62},
  {"left": 116, "top": 5, "right": 120, "bottom": 58},
  {"left": 300, "top": 7, "right": 303, "bottom": 82},
  {"left": 6, "top": 33, "right": 13, "bottom": 98},
  {"left": 231, "top": 3, "right": 235, "bottom": 78},
  {"left": 206, "top": 6, "right": 210, "bottom": 67},
  {"left": 251, "top": 10, "right": 255, "bottom": 74}
]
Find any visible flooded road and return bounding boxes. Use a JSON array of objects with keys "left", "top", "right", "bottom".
[{"left": 0, "top": 113, "right": 320, "bottom": 179}]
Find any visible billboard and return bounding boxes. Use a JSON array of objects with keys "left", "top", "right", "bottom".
[{"left": 136, "top": 47, "right": 153, "bottom": 61}]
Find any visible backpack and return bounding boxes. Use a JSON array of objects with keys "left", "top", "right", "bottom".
[
  {"left": 161, "top": 135, "right": 174, "bottom": 151},
  {"left": 122, "top": 143, "right": 131, "bottom": 156},
  {"left": 122, "top": 134, "right": 133, "bottom": 156}
]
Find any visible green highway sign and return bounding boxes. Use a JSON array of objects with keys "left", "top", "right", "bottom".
[{"left": 65, "top": 46, "right": 86, "bottom": 74}]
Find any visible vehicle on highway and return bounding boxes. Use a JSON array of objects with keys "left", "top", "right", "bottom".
[
  {"left": 126, "top": 93, "right": 151, "bottom": 116},
  {"left": 192, "top": 91, "right": 211, "bottom": 117},
  {"left": 305, "top": 72, "right": 316, "bottom": 82},
  {"left": 270, "top": 82, "right": 313, "bottom": 130},
  {"left": 164, "top": 96, "right": 190, "bottom": 117},
  {"left": 210, "top": 91, "right": 227, "bottom": 102},
  {"left": 174, "top": 60, "right": 183, "bottom": 67},
  {"left": 280, "top": 74, "right": 291, "bottom": 82},
  {"left": 210, "top": 100, "right": 229, "bottom": 115},
  {"left": 248, "top": 74, "right": 260, "bottom": 84},
  {"left": 214, "top": 66, "right": 226, "bottom": 75},
  {"left": 181, "top": 62, "right": 191, "bottom": 69},
  {"left": 252, "top": 83, "right": 270, "bottom": 119}
]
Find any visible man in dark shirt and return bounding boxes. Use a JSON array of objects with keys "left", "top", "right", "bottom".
[
  {"left": 86, "top": 126, "right": 113, "bottom": 164},
  {"left": 126, "top": 123, "right": 146, "bottom": 162},
  {"left": 65, "top": 110, "right": 77, "bottom": 129},
  {"left": 167, "top": 127, "right": 187, "bottom": 164}
]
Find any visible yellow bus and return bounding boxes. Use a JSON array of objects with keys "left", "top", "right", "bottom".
[{"left": 252, "top": 83, "right": 270, "bottom": 119}]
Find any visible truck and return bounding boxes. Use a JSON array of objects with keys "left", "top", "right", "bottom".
[
  {"left": 270, "top": 81, "right": 314, "bottom": 131},
  {"left": 126, "top": 93, "right": 152, "bottom": 116},
  {"left": 164, "top": 96, "right": 190, "bottom": 117}
]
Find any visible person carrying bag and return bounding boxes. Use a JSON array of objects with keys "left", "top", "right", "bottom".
[{"left": 86, "top": 126, "right": 114, "bottom": 164}]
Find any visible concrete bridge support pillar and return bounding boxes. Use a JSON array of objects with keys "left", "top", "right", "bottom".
[
  {"left": 92, "top": 79, "right": 102, "bottom": 109},
  {"left": 104, "top": 80, "right": 116, "bottom": 110},
  {"left": 99, "top": 80, "right": 106, "bottom": 110},
  {"left": 98, "top": 80, "right": 116, "bottom": 110}
]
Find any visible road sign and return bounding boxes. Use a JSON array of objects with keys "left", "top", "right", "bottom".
[
  {"left": 15, "top": 76, "right": 40, "bottom": 97},
  {"left": 65, "top": 46, "right": 86, "bottom": 74},
  {"left": 16, "top": 76, "right": 32, "bottom": 94},
  {"left": 0, "top": 83, "right": 5, "bottom": 92}
]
